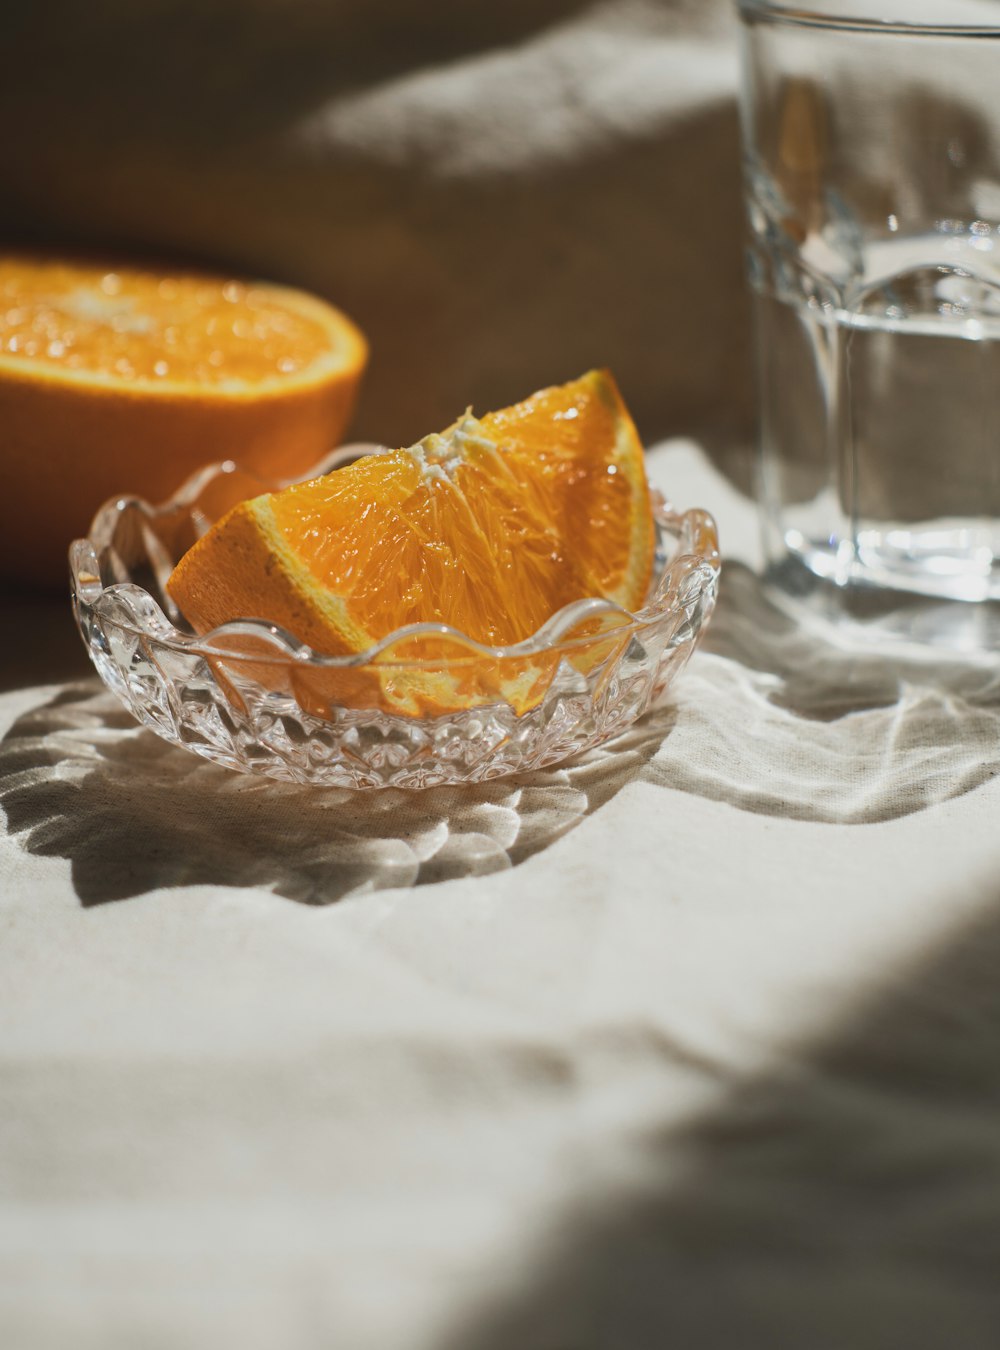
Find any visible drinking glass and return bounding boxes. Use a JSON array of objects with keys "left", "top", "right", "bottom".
[{"left": 738, "top": 0, "right": 1000, "bottom": 611}]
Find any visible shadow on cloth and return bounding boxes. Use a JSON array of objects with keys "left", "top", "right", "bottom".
[
  {"left": 4, "top": 556, "right": 1000, "bottom": 904},
  {"left": 638, "top": 561, "right": 1000, "bottom": 824},
  {"left": 435, "top": 890, "right": 1000, "bottom": 1350},
  {"left": 0, "top": 681, "right": 676, "bottom": 906},
  {"left": 708, "top": 563, "right": 1000, "bottom": 721}
]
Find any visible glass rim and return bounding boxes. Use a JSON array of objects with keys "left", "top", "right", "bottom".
[{"left": 737, "top": 0, "right": 1000, "bottom": 38}]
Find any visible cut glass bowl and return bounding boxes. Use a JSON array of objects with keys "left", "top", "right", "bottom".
[{"left": 70, "top": 446, "right": 719, "bottom": 789}]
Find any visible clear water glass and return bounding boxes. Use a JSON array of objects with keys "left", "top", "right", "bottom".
[{"left": 738, "top": 0, "right": 1000, "bottom": 613}]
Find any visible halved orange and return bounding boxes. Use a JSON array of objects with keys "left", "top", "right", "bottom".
[
  {"left": 0, "top": 253, "right": 367, "bottom": 585},
  {"left": 168, "top": 369, "right": 655, "bottom": 716}
]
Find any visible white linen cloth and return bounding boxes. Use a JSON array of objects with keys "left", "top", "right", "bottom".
[{"left": 3, "top": 441, "right": 1000, "bottom": 1349}]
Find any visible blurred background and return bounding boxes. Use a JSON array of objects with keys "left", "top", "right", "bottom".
[{"left": 0, "top": 0, "right": 751, "bottom": 452}]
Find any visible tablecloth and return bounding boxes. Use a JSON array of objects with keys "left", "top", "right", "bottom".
[{"left": 3, "top": 439, "right": 1000, "bottom": 1349}]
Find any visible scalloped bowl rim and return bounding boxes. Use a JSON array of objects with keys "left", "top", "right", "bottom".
[{"left": 70, "top": 444, "right": 721, "bottom": 672}]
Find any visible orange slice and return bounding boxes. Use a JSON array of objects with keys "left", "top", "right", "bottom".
[
  {"left": 168, "top": 369, "right": 655, "bottom": 716},
  {"left": 0, "top": 253, "right": 367, "bottom": 585}
]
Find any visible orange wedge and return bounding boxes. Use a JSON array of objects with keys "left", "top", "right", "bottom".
[
  {"left": 0, "top": 254, "right": 367, "bottom": 585},
  {"left": 168, "top": 369, "right": 655, "bottom": 716}
]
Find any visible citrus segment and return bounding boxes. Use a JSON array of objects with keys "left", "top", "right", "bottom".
[
  {"left": 1, "top": 253, "right": 367, "bottom": 585},
  {"left": 167, "top": 369, "right": 655, "bottom": 716}
]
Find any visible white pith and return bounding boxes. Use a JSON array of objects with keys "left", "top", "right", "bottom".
[{"left": 406, "top": 413, "right": 498, "bottom": 484}]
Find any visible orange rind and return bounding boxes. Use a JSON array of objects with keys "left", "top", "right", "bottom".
[{"left": 0, "top": 253, "right": 367, "bottom": 584}]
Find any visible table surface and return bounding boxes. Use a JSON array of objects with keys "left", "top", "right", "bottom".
[{"left": 2, "top": 441, "right": 999, "bottom": 1350}]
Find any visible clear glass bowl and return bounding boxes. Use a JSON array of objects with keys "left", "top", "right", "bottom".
[{"left": 70, "top": 447, "right": 720, "bottom": 789}]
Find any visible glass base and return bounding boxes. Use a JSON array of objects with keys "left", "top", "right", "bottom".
[
  {"left": 764, "top": 549, "right": 1000, "bottom": 657},
  {"left": 786, "top": 521, "right": 1000, "bottom": 604}
]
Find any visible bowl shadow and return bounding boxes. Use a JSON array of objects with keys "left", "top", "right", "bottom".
[{"left": 0, "top": 680, "right": 678, "bottom": 907}]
